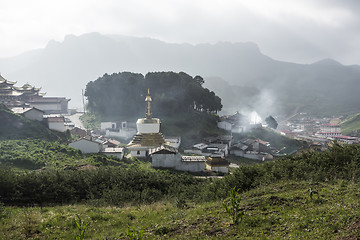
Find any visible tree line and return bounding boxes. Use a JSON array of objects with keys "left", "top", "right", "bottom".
[{"left": 85, "top": 71, "right": 222, "bottom": 119}]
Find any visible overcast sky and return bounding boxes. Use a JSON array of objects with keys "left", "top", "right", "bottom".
[{"left": 1, "top": 0, "right": 360, "bottom": 65}]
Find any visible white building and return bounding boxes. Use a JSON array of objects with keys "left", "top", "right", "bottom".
[
  {"left": 69, "top": 138, "right": 104, "bottom": 153},
  {"left": 184, "top": 143, "right": 228, "bottom": 157},
  {"left": 101, "top": 121, "right": 137, "bottom": 140},
  {"left": 101, "top": 147, "right": 124, "bottom": 159},
  {"left": 47, "top": 116, "right": 66, "bottom": 132},
  {"left": 150, "top": 145, "right": 205, "bottom": 172},
  {"left": 28, "top": 97, "right": 70, "bottom": 114},
  {"left": 184, "top": 143, "right": 208, "bottom": 155},
  {"left": 12, "top": 107, "right": 44, "bottom": 121},
  {"left": 315, "top": 123, "right": 342, "bottom": 138}
]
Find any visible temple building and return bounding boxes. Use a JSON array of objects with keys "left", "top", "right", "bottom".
[
  {"left": 0, "top": 74, "right": 45, "bottom": 107},
  {"left": 0, "top": 74, "right": 70, "bottom": 114},
  {"left": 127, "top": 89, "right": 168, "bottom": 158}
]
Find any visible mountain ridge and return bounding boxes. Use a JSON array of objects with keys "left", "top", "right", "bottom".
[{"left": 0, "top": 32, "right": 359, "bottom": 116}]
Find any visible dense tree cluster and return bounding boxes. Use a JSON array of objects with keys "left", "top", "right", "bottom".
[{"left": 85, "top": 72, "right": 222, "bottom": 119}]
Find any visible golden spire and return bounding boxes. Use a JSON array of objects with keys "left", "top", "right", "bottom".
[{"left": 145, "top": 88, "right": 152, "bottom": 119}]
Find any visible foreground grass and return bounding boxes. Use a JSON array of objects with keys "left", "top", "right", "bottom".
[{"left": 2, "top": 180, "right": 360, "bottom": 239}]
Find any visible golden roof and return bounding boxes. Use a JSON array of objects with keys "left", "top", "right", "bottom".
[
  {"left": 206, "top": 156, "right": 230, "bottom": 167},
  {"left": 127, "top": 132, "right": 166, "bottom": 148}
]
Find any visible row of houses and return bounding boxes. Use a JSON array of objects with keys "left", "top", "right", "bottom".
[
  {"left": 150, "top": 145, "right": 230, "bottom": 173},
  {"left": 12, "top": 107, "right": 70, "bottom": 132},
  {"left": 185, "top": 135, "right": 274, "bottom": 162}
]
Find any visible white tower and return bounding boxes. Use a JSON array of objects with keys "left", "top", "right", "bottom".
[
  {"left": 127, "top": 89, "right": 167, "bottom": 158},
  {"left": 136, "top": 89, "right": 161, "bottom": 134}
]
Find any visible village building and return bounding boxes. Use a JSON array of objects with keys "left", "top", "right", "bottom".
[
  {"left": 331, "top": 135, "right": 359, "bottom": 145},
  {"left": 184, "top": 142, "right": 229, "bottom": 157},
  {"left": 104, "top": 138, "right": 121, "bottom": 148},
  {"left": 164, "top": 136, "right": 182, "bottom": 149},
  {"left": 11, "top": 107, "right": 44, "bottom": 121},
  {"left": 101, "top": 147, "right": 124, "bottom": 159},
  {"left": 202, "top": 143, "right": 229, "bottom": 157},
  {"left": 101, "top": 121, "right": 137, "bottom": 140},
  {"left": 217, "top": 112, "right": 247, "bottom": 133},
  {"left": 150, "top": 145, "right": 206, "bottom": 172},
  {"left": 217, "top": 112, "right": 262, "bottom": 133},
  {"left": 46, "top": 116, "right": 66, "bottom": 132},
  {"left": 127, "top": 89, "right": 168, "bottom": 158},
  {"left": 229, "top": 139, "right": 274, "bottom": 161},
  {"left": 184, "top": 143, "right": 208, "bottom": 155},
  {"left": 205, "top": 156, "right": 230, "bottom": 173},
  {"left": 70, "top": 127, "right": 88, "bottom": 138},
  {"left": 315, "top": 123, "right": 342, "bottom": 138},
  {"left": 69, "top": 137, "right": 104, "bottom": 153},
  {"left": 281, "top": 129, "right": 297, "bottom": 137},
  {"left": 203, "top": 135, "right": 233, "bottom": 149}
]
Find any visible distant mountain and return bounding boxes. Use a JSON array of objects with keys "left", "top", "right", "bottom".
[{"left": 1, "top": 32, "right": 360, "bottom": 116}]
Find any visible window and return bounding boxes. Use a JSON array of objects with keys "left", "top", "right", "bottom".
[{"left": 137, "top": 151, "right": 140, "bottom": 155}]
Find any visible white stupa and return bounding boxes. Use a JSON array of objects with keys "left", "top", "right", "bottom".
[{"left": 127, "top": 89, "right": 167, "bottom": 158}]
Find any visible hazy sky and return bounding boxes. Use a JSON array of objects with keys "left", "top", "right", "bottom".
[{"left": 1, "top": 0, "right": 360, "bottom": 64}]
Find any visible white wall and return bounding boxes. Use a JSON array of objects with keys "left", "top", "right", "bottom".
[
  {"left": 130, "top": 149, "right": 148, "bottom": 158},
  {"left": 49, "top": 122, "right": 66, "bottom": 132},
  {"left": 152, "top": 153, "right": 205, "bottom": 172},
  {"left": 217, "top": 121, "right": 232, "bottom": 131},
  {"left": 30, "top": 103, "right": 61, "bottom": 111},
  {"left": 152, "top": 153, "right": 179, "bottom": 168},
  {"left": 106, "top": 128, "right": 136, "bottom": 139},
  {"left": 177, "top": 161, "right": 205, "bottom": 172},
  {"left": 101, "top": 122, "right": 115, "bottom": 131},
  {"left": 24, "top": 110, "right": 43, "bottom": 121},
  {"left": 69, "top": 139, "right": 102, "bottom": 153},
  {"left": 136, "top": 118, "right": 160, "bottom": 133},
  {"left": 102, "top": 151, "right": 123, "bottom": 160}
]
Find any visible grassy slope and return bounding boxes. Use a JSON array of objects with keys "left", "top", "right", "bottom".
[
  {"left": 0, "top": 139, "right": 124, "bottom": 171},
  {"left": 1, "top": 180, "right": 359, "bottom": 239},
  {"left": 341, "top": 113, "right": 360, "bottom": 136},
  {"left": 0, "top": 104, "right": 67, "bottom": 141}
]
